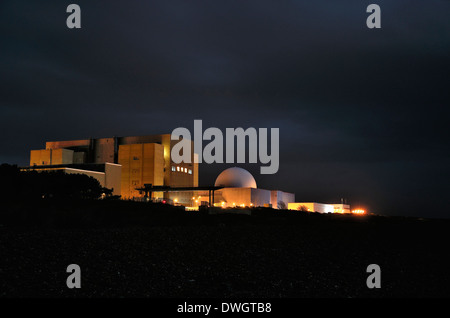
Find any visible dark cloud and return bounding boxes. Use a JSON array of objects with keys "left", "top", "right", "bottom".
[{"left": 1, "top": 0, "right": 449, "bottom": 217}]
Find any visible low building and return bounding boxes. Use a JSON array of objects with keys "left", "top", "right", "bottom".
[
  {"left": 288, "top": 202, "right": 352, "bottom": 214},
  {"left": 332, "top": 204, "right": 351, "bottom": 214},
  {"left": 187, "top": 167, "right": 295, "bottom": 209},
  {"left": 22, "top": 163, "right": 122, "bottom": 196},
  {"left": 288, "top": 202, "right": 335, "bottom": 213}
]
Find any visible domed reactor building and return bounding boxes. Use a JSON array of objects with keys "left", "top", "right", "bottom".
[{"left": 192, "top": 167, "right": 295, "bottom": 209}]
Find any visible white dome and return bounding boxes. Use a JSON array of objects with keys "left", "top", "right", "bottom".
[{"left": 214, "top": 167, "right": 257, "bottom": 188}]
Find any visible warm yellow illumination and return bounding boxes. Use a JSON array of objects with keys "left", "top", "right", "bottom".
[
  {"left": 352, "top": 209, "right": 365, "bottom": 215},
  {"left": 240, "top": 204, "right": 245, "bottom": 207},
  {"left": 174, "top": 198, "right": 178, "bottom": 203}
]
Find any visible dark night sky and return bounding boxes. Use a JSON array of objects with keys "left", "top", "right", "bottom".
[{"left": 1, "top": 1, "right": 449, "bottom": 218}]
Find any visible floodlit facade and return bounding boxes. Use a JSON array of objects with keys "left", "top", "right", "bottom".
[
  {"left": 332, "top": 204, "right": 351, "bottom": 214},
  {"left": 288, "top": 202, "right": 335, "bottom": 213},
  {"left": 288, "top": 202, "right": 354, "bottom": 214},
  {"left": 187, "top": 167, "right": 295, "bottom": 209},
  {"left": 29, "top": 134, "right": 198, "bottom": 201}
]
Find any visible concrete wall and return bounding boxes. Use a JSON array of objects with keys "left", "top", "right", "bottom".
[
  {"left": 94, "top": 138, "right": 115, "bottom": 164},
  {"left": 30, "top": 149, "right": 73, "bottom": 166},
  {"left": 220, "top": 188, "right": 252, "bottom": 207},
  {"left": 288, "top": 202, "right": 334, "bottom": 213},
  {"left": 73, "top": 152, "right": 86, "bottom": 164},
  {"left": 30, "top": 149, "right": 52, "bottom": 166},
  {"left": 46, "top": 139, "right": 90, "bottom": 150},
  {"left": 104, "top": 163, "right": 122, "bottom": 196},
  {"left": 118, "top": 143, "right": 164, "bottom": 199},
  {"left": 251, "top": 188, "right": 272, "bottom": 207},
  {"left": 215, "top": 187, "right": 271, "bottom": 207},
  {"left": 63, "top": 168, "right": 106, "bottom": 187},
  {"left": 332, "top": 204, "right": 351, "bottom": 214},
  {"left": 270, "top": 190, "right": 295, "bottom": 209},
  {"left": 51, "top": 149, "right": 74, "bottom": 165}
]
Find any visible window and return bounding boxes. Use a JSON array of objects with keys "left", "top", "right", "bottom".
[
  {"left": 133, "top": 156, "right": 139, "bottom": 160},
  {"left": 177, "top": 166, "right": 180, "bottom": 171},
  {"left": 188, "top": 169, "right": 192, "bottom": 175},
  {"left": 132, "top": 180, "right": 139, "bottom": 186},
  {"left": 184, "top": 168, "right": 187, "bottom": 173},
  {"left": 171, "top": 166, "right": 176, "bottom": 172}
]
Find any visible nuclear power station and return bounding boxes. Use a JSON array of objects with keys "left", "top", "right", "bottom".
[{"left": 25, "top": 133, "right": 357, "bottom": 213}]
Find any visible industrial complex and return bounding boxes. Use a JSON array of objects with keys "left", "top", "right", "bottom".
[{"left": 25, "top": 134, "right": 361, "bottom": 214}]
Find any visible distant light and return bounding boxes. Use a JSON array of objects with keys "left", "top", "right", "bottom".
[
  {"left": 174, "top": 198, "right": 178, "bottom": 203},
  {"left": 162, "top": 200, "right": 166, "bottom": 204},
  {"left": 352, "top": 209, "right": 365, "bottom": 215}
]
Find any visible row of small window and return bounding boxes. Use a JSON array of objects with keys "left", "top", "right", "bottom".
[{"left": 172, "top": 166, "right": 192, "bottom": 174}]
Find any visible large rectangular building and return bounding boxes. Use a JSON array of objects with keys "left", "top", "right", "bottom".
[{"left": 30, "top": 134, "right": 198, "bottom": 201}]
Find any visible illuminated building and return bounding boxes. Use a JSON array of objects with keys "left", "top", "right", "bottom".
[
  {"left": 28, "top": 134, "right": 198, "bottom": 202},
  {"left": 191, "top": 167, "right": 295, "bottom": 209},
  {"left": 288, "top": 202, "right": 355, "bottom": 214},
  {"left": 288, "top": 202, "right": 335, "bottom": 213},
  {"left": 332, "top": 203, "right": 351, "bottom": 214},
  {"left": 28, "top": 137, "right": 359, "bottom": 212}
]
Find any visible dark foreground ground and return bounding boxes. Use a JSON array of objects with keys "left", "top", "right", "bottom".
[{"left": 1, "top": 200, "right": 449, "bottom": 298}]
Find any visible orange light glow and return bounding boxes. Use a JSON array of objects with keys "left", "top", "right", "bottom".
[{"left": 352, "top": 209, "right": 365, "bottom": 215}]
